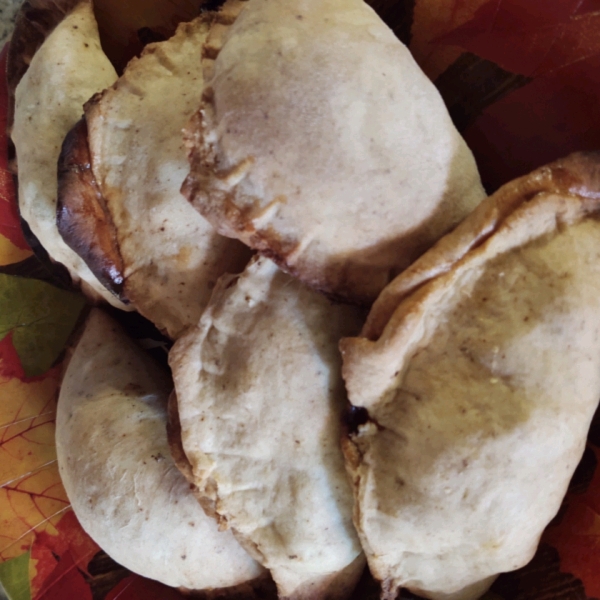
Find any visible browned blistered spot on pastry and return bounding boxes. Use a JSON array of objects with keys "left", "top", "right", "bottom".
[
  {"left": 202, "top": 43, "right": 220, "bottom": 61},
  {"left": 175, "top": 246, "right": 193, "bottom": 268},
  {"left": 203, "top": 22, "right": 229, "bottom": 59},
  {"left": 181, "top": 110, "right": 213, "bottom": 192},
  {"left": 247, "top": 225, "right": 297, "bottom": 260},
  {"left": 57, "top": 117, "right": 128, "bottom": 302}
]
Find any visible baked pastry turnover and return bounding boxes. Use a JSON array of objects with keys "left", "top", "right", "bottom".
[
  {"left": 183, "top": 0, "right": 486, "bottom": 304},
  {"left": 170, "top": 256, "right": 365, "bottom": 599},
  {"left": 340, "top": 153, "right": 600, "bottom": 600}
]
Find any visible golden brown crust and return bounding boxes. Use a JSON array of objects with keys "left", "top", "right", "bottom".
[
  {"left": 57, "top": 117, "right": 128, "bottom": 302},
  {"left": 362, "top": 151, "right": 600, "bottom": 341},
  {"left": 6, "top": 0, "right": 82, "bottom": 131}
]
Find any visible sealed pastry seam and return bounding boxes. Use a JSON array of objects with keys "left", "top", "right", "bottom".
[
  {"left": 343, "top": 183, "right": 597, "bottom": 409},
  {"left": 362, "top": 153, "right": 600, "bottom": 340}
]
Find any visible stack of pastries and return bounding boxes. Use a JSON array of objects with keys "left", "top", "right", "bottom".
[{"left": 8, "top": 0, "right": 600, "bottom": 599}]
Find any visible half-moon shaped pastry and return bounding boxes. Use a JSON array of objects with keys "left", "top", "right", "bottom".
[
  {"left": 56, "top": 308, "right": 267, "bottom": 593},
  {"left": 182, "top": 0, "right": 486, "bottom": 304},
  {"left": 59, "top": 15, "right": 250, "bottom": 339},
  {"left": 10, "top": 1, "right": 126, "bottom": 308},
  {"left": 340, "top": 153, "right": 600, "bottom": 600},
  {"left": 169, "top": 256, "right": 366, "bottom": 599}
]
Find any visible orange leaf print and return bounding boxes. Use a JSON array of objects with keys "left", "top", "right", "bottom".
[
  {"left": 0, "top": 234, "right": 31, "bottom": 267},
  {"left": 35, "top": 550, "right": 92, "bottom": 600},
  {"left": 410, "top": 0, "right": 489, "bottom": 79},
  {"left": 0, "top": 339, "right": 99, "bottom": 600},
  {"left": 0, "top": 366, "right": 67, "bottom": 563},
  {"left": 30, "top": 509, "right": 99, "bottom": 599},
  {"left": 31, "top": 510, "right": 100, "bottom": 598},
  {"left": 34, "top": 511, "right": 99, "bottom": 578}
]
